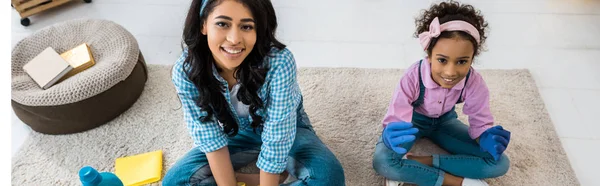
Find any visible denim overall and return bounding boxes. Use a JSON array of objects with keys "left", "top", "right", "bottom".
[{"left": 372, "top": 60, "right": 509, "bottom": 186}]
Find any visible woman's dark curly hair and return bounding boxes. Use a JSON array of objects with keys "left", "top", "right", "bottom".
[
  {"left": 414, "top": 0, "right": 488, "bottom": 57},
  {"left": 182, "top": 0, "right": 285, "bottom": 136}
]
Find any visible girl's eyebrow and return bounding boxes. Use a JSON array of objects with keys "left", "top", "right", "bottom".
[{"left": 435, "top": 54, "right": 470, "bottom": 59}]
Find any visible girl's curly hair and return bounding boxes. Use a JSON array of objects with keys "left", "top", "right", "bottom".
[{"left": 414, "top": 0, "right": 489, "bottom": 57}]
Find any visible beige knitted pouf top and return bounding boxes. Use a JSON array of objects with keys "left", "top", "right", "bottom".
[{"left": 11, "top": 19, "right": 148, "bottom": 134}]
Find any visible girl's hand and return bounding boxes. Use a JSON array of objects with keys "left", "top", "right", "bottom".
[
  {"left": 479, "top": 125, "right": 511, "bottom": 161},
  {"left": 382, "top": 121, "right": 419, "bottom": 154}
]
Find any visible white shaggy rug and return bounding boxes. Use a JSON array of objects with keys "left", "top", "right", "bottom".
[{"left": 11, "top": 65, "right": 579, "bottom": 185}]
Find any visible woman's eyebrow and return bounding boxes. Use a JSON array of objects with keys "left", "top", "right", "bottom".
[{"left": 214, "top": 15, "right": 255, "bottom": 23}]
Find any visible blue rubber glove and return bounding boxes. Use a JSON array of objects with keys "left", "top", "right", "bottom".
[
  {"left": 479, "top": 125, "right": 511, "bottom": 161},
  {"left": 383, "top": 121, "right": 419, "bottom": 154}
]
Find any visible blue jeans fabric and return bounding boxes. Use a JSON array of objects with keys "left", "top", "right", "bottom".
[
  {"left": 163, "top": 105, "right": 345, "bottom": 186},
  {"left": 372, "top": 110, "right": 510, "bottom": 186}
]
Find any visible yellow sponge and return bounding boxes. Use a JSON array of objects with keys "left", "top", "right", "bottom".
[{"left": 115, "top": 150, "right": 163, "bottom": 186}]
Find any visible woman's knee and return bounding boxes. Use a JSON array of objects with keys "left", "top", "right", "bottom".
[
  {"left": 163, "top": 164, "right": 212, "bottom": 186},
  {"left": 303, "top": 165, "right": 346, "bottom": 185},
  {"left": 162, "top": 166, "right": 186, "bottom": 186},
  {"left": 325, "top": 160, "right": 346, "bottom": 184},
  {"left": 303, "top": 159, "right": 345, "bottom": 185}
]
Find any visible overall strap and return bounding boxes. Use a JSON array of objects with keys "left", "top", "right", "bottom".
[
  {"left": 411, "top": 60, "right": 426, "bottom": 108},
  {"left": 456, "top": 68, "right": 472, "bottom": 104}
]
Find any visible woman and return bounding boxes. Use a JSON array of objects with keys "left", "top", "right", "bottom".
[{"left": 163, "top": 0, "right": 345, "bottom": 185}]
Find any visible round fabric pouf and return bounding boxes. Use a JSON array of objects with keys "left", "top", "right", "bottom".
[{"left": 11, "top": 19, "right": 148, "bottom": 135}]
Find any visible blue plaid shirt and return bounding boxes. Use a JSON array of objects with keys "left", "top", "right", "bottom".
[{"left": 171, "top": 47, "right": 302, "bottom": 174}]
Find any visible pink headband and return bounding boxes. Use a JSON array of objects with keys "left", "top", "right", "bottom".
[{"left": 418, "top": 17, "right": 480, "bottom": 51}]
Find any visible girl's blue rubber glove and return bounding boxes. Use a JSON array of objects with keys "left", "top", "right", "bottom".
[
  {"left": 383, "top": 121, "right": 419, "bottom": 154},
  {"left": 479, "top": 125, "right": 511, "bottom": 161}
]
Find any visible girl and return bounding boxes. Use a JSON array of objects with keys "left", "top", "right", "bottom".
[
  {"left": 163, "top": 0, "right": 345, "bottom": 185},
  {"left": 372, "top": 1, "right": 511, "bottom": 186}
]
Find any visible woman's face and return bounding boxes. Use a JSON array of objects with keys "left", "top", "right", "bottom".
[{"left": 202, "top": 0, "right": 256, "bottom": 72}]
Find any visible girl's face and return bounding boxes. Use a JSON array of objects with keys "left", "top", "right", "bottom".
[
  {"left": 202, "top": 0, "right": 256, "bottom": 72},
  {"left": 427, "top": 38, "right": 474, "bottom": 89}
]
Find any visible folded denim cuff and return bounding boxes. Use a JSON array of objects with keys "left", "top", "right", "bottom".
[
  {"left": 432, "top": 154, "right": 441, "bottom": 169},
  {"left": 435, "top": 169, "right": 444, "bottom": 186}
]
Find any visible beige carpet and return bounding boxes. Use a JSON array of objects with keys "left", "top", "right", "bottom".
[{"left": 12, "top": 65, "right": 579, "bottom": 186}]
